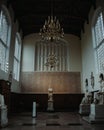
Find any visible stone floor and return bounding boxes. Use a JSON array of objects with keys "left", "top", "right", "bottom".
[{"left": 1, "top": 112, "right": 104, "bottom": 130}]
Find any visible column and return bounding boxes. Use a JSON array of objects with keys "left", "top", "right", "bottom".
[
  {"left": 34, "top": 44, "right": 36, "bottom": 71},
  {"left": 61, "top": 44, "right": 63, "bottom": 71},
  {"left": 67, "top": 45, "right": 70, "bottom": 71},
  {"left": 40, "top": 43, "right": 42, "bottom": 71},
  {"left": 56, "top": 44, "right": 58, "bottom": 71},
  {"left": 44, "top": 44, "right": 47, "bottom": 71},
  {"left": 37, "top": 43, "right": 40, "bottom": 71},
  {"left": 59, "top": 45, "right": 61, "bottom": 71},
  {"left": 63, "top": 45, "right": 65, "bottom": 71}
]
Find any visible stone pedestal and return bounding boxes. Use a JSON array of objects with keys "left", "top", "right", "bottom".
[
  {"left": 79, "top": 104, "right": 90, "bottom": 115},
  {"left": 0, "top": 105, "right": 8, "bottom": 127},
  {"left": 83, "top": 104, "right": 104, "bottom": 123},
  {"left": 47, "top": 100, "right": 54, "bottom": 112},
  {"left": 32, "top": 102, "right": 36, "bottom": 117}
]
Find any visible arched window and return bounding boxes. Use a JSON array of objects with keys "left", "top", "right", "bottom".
[
  {"left": 92, "top": 8, "right": 104, "bottom": 73},
  {"left": 0, "top": 5, "right": 11, "bottom": 72},
  {"left": 13, "top": 33, "right": 21, "bottom": 81}
]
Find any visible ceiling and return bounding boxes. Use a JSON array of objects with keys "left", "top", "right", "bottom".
[{"left": 7, "top": 0, "right": 96, "bottom": 38}]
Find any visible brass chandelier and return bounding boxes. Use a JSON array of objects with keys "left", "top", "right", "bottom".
[
  {"left": 39, "top": 16, "right": 64, "bottom": 41},
  {"left": 39, "top": 0, "right": 64, "bottom": 41}
]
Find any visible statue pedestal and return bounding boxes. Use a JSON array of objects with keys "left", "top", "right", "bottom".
[
  {"left": 79, "top": 104, "right": 90, "bottom": 115},
  {"left": 83, "top": 104, "right": 104, "bottom": 123},
  {"left": 0, "top": 105, "right": 8, "bottom": 127},
  {"left": 32, "top": 102, "right": 36, "bottom": 117},
  {"left": 47, "top": 100, "right": 54, "bottom": 112}
]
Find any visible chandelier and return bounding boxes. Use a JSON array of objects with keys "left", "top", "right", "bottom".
[{"left": 39, "top": 15, "right": 64, "bottom": 41}]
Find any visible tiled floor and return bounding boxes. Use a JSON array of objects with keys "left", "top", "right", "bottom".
[{"left": 2, "top": 112, "right": 104, "bottom": 130}]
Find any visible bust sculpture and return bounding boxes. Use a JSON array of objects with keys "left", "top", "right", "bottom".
[
  {"left": 48, "top": 88, "right": 53, "bottom": 101},
  {"left": 99, "top": 73, "right": 104, "bottom": 91}
]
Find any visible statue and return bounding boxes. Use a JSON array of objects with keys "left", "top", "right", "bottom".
[
  {"left": 0, "top": 93, "right": 8, "bottom": 127},
  {"left": 80, "top": 78, "right": 92, "bottom": 104},
  {"left": 90, "top": 72, "right": 94, "bottom": 89},
  {"left": 88, "top": 73, "right": 104, "bottom": 123},
  {"left": 47, "top": 88, "right": 54, "bottom": 111},
  {"left": 48, "top": 88, "right": 53, "bottom": 101},
  {"left": 85, "top": 78, "right": 88, "bottom": 92},
  {"left": 99, "top": 73, "right": 104, "bottom": 91},
  {"left": 79, "top": 92, "right": 92, "bottom": 115},
  {"left": 81, "top": 92, "right": 92, "bottom": 104},
  {"left": 0, "top": 94, "right": 5, "bottom": 107},
  {"left": 93, "top": 73, "right": 104, "bottom": 104}
]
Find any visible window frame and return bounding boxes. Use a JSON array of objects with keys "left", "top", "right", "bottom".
[
  {"left": 0, "top": 5, "right": 11, "bottom": 72},
  {"left": 13, "top": 33, "right": 21, "bottom": 81},
  {"left": 92, "top": 7, "right": 104, "bottom": 73}
]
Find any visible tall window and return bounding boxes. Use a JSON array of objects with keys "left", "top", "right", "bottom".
[
  {"left": 13, "top": 33, "right": 21, "bottom": 81},
  {"left": 0, "top": 6, "right": 11, "bottom": 72},
  {"left": 93, "top": 10, "right": 104, "bottom": 73}
]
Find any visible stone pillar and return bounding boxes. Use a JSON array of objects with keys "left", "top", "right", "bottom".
[
  {"left": 44, "top": 44, "right": 47, "bottom": 71},
  {"left": 59, "top": 45, "right": 61, "bottom": 71},
  {"left": 67, "top": 45, "right": 70, "bottom": 71},
  {"left": 40, "top": 43, "right": 42, "bottom": 71},
  {"left": 88, "top": 104, "right": 104, "bottom": 123},
  {"left": 55, "top": 44, "right": 58, "bottom": 71},
  {"left": 32, "top": 102, "right": 36, "bottom": 117},
  {"left": 0, "top": 106, "right": 8, "bottom": 127},
  {"left": 34, "top": 44, "right": 36, "bottom": 71},
  {"left": 37, "top": 44, "right": 40, "bottom": 71}
]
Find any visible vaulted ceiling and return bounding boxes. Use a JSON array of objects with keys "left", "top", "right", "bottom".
[{"left": 7, "top": 0, "right": 96, "bottom": 38}]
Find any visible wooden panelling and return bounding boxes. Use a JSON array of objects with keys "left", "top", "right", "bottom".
[
  {"left": 10, "top": 93, "right": 48, "bottom": 112},
  {"left": 11, "top": 93, "right": 84, "bottom": 112},
  {"left": 21, "top": 72, "right": 81, "bottom": 93}
]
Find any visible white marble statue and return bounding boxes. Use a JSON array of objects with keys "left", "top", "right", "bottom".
[
  {"left": 0, "top": 94, "right": 8, "bottom": 127},
  {"left": 79, "top": 92, "right": 92, "bottom": 115},
  {"left": 81, "top": 92, "right": 92, "bottom": 104},
  {"left": 85, "top": 74, "right": 104, "bottom": 123},
  {"left": 47, "top": 88, "right": 54, "bottom": 111},
  {"left": 48, "top": 88, "right": 53, "bottom": 101},
  {"left": 0, "top": 94, "right": 5, "bottom": 107},
  {"left": 93, "top": 73, "right": 104, "bottom": 104}
]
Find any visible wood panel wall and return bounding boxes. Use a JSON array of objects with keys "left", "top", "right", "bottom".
[
  {"left": 10, "top": 93, "right": 84, "bottom": 112},
  {"left": 21, "top": 72, "right": 81, "bottom": 93}
]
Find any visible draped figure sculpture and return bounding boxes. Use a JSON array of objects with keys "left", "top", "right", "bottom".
[
  {"left": 93, "top": 73, "right": 104, "bottom": 104},
  {"left": 79, "top": 92, "right": 92, "bottom": 115},
  {"left": 0, "top": 93, "right": 8, "bottom": 127},
  {"left": 0, "top": 94, "right": 5, "bottom": 107},
  {"left": 81, "top": 92, "right": 92, "bottom": 105}
]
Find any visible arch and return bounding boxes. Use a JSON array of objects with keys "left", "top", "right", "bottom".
[
  {"left": 16, "top": 32, "right": 22, "bottom": 45},
  {"left": 0, "top": 4, "right": 12, "bottom": 72},
  {"left": 91, "top": 6, "right": 104, "bottom": 73},
  {"left": 91, "top": 6, "right": 103, "bottom": 32},
  {"left": 1, "top": 4, "right": 12, "bottom": 27}
]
